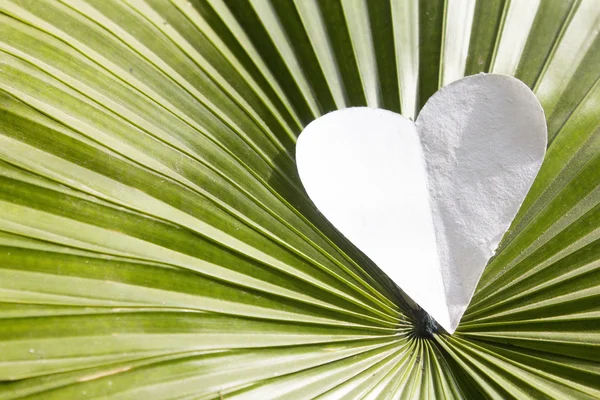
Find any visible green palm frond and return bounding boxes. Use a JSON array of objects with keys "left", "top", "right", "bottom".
[{"left": 0, "top": 0, "right": 598, "bottom": 398}]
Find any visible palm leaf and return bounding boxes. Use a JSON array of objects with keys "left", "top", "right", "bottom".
[{"left": 0, "top": 0, "right": 598, "bottom": 398}]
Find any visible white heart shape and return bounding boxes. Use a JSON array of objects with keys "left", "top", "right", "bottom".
[{"left": 296, "top": 74, "right": 547, "bottom": 333}]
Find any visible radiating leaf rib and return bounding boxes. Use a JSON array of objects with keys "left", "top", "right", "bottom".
[
  {"left": 0, "top": 57, "right": 401, "bottom": 318},
  {"left": 223, "top": 340, "right": 403, "bottom": 399},
  {"left": 0, "top": 246, "right": 399, "bottom": 329},
  {"left": 316, "top": 0, "right": 367, "bottom": 108},
  {"left": 174, "top": 0, "right": 304, "bottom": 132},
  {"left": 534, "top": 0, "right": 600, "bottom": 114},
  {"left": 490, "top": 0, "right": 540, "bottom": 76},
  {"left": 269, "top": 0, "right": 337, "bottom": 115},
  {"left": 293, "top": 0, "right": 347, "bottom": 111},
  {"left": 219, "top": 0, "right": 316, "bottom": 125},
  {"left": 340, "top": 0, "right": 379, "bottom": 108},
  {"left": 514, "top": 0, "right": 577, "bottom": 88},
  {"left": 416, "top": 0, "right": 444, "bottom": 112},
  {"left": 6, "top": 339, "right": 403, "bottom": 399},
  {"left": 439, "top": 0, "right": 475, "bottom": 86},
  {"left": 391, "top": 0, "right": 419, "bottom": 119},
  {"left": 464, "top": 0, "right": 505, "bottom": 77},
  {"left": 246, "top": 0, "right": 322, "bottom": 120},
  {"left": 123, "top": 0, "right": 299, "bottom": 150},
  {"left": 1, "top": 0, "right": 599, "bottom": 398},
  {"left": 365, "top": 0, "right": 400, "bottom": 113},
  {"left": 442, "top": 335, "right": 598, "bottom": 399}
]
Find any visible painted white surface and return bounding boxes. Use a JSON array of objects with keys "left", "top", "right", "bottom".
[
  {"left": 297, "top": 108, "right": 449, "bottom": 329},
  {"left": 417, "top": 74, "right": 547, "bottom": 331},
  {"left": 296, "top": 74, "right": 547, "bottom": 333}
]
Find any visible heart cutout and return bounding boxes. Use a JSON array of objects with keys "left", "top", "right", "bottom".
[{"left": 296, "top": 74, "right": 547, "bottom": 333}]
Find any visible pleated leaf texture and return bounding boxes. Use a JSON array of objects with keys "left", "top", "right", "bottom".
[{"left": 0, "top": 0, "right": 599, "bottom": 399}]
